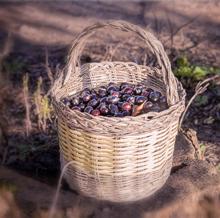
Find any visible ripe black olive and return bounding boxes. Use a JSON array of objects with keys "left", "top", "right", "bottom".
[
  {"left": 100, "top": 105, "right": 109, "bottom": 115},
  {"left": 91, "top": 109, "right": 101, "bottom": 116},
  {"left": 122, "top": 87, "right": 133, "bottom": 95},
  {"left": 127, "top": 96, "right": 135, "bottom": 104},
  {"left": 79, "top": 103, "right": 86, "bottom": 111},
  {"left": 149, "top": 91, "right": 161, "bottom": 102},
  {"left": 84, "top": 106, "right": 93, "bottom": 114},
  {"left": 134, "top": 87, "right": 142, "bottom": 95},
  {"left": 62, "top": 82, "right": 168, "bottom": 117},
  {"left": 143, "top": 101, "right": 153, "bottom": 112},
  {"left": 107, "top": 96, "right": 120, "bottom": 104},
  {"left": 88, "top": 99, "right": 99, "bottom": 108},
  {"left": 83, "top": 94, "right": 92, "bottom": 103},
  {"left": 122, "top": 102, "right": 132, "bottom": 111},
  {"left": 109, "top": 104, "right": 119, "bottom": 115},
  {"left": 71, "top": 98, "right": 80, "bottom": 106},
  {"left": 135, "top": 96, "right": 146, "bottom": 105},
  {"left": 61, "top": 98, "right": 71, "bottom": 107}
]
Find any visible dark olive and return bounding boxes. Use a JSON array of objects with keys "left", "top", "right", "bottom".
[
  {"left": 120, "top": 82, "right": 130, "bottom": 90},
  {"left": 98, "top": 88, "right": 107, "bottom": 97},
  {"left": 100, "top": 97, "right": 107, "bottom": 103},
  {"left": 127, "top": 96, "right": 135, "bottom": 104},
  {"left": 159, "top": 96, "right": 167, "bottom": 103},
  {"left": 121, "top": 82, "right": 134, "bottom": 89},
  {"left": 91, "top": 109, "right": 101, "bottom": 116},
  {"left": 121, "top": 94, "right": 130, "bottom": 101},
  {"left": 84, "top": 106, "right": 93, "bottom": 114},
  {"left": 143, "top": 101, "right": 153, "bottom": 111},
  {"left": 122, "top": 87, "right": 133, "bottom": 95},
  {"left": 98, "top": 102, "right": 107, "bottom": 109},
  {"left": 141, "top": 89, "right": 150, "bottom": 97},
  {"left": 134, "top": 87, "right": 142, "bottom": 95},
  {"left": 147, "top": 88, "right": 154, "bottom": 93},
  {"left": 107, "top": 84, "right": 119, "bottom": 93},
  {"left": 100, "top": 105, "right": 109, "bottom": 115},
  {"left": 83, "top": 94, "right": 92, "bottom": 103},
  {"left": 149, "top": 91, "right": 161, "bottom": 102},
  {"left": 135, "top": 96, "right": 146, "bottom": 105},
  {"left": 107, "top": 96, "right": 120, "bottom": 104},
  {"left": 115, "top": 112, "right": 124, "bottom": 117},
  {"left": 117, "top": 101, "right": 124, "bottom": 110},
  {"left": 109, "top": 104, "right": 119, "bottom": 115},
  {"left": 71, "top": 97, "right": 80, "bottom": 106},
  {"left": 81, "top": 88, "right": 90, "bottom": 96},
  {"left": 91, "top": 93, "right": 98, "bottom": 100},
  {"left": 79, "top": 102, "right": 86, "bottom": 111},
  {"left": 122, "top": 102, "right": 132, "bottom": 111},
  {"left": 110, "top": 90, "right": 120, "bottom": 97},
  {"left": 88, "top": 99, "right": 99, "bottom": 108},
  {"left": 115, "top": 111, "right": 130, "bottom": 117},
  {"left": 61, "top": 98, "right": 71, "bottom": 106},
  {"left": 122, "top": 111, "right": 130, "bottom": 116},
  {"left": 159, "top": 103, "right": 168, "bottom": 111},
  {"left": 151, "top": 103, "right": 161, "bottom": 112}
]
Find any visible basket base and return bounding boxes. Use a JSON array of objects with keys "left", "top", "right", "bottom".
[{"left": 60, "top": 154, "right": 172, "bottom": 203}]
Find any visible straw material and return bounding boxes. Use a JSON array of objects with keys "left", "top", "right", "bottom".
[{"left": 52, "top": 20, "right": 186, "bottom": 202}]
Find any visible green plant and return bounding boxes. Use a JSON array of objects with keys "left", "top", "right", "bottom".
[
  {"left": 33, "top": 77, "right": 53, "bottom": 132},
  {"left": 174, "top": 56, "right": 220, "bottom": 81},
  {"left": 194, "top": 95, "right": 209, "bottom": 107}
]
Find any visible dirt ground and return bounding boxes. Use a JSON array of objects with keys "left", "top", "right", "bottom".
[
  {"left": 0, "top": 1, "right": 220, "bottom": 217},
  {"left": 0, "top": 1, "right": 220, "bottom": 64}
]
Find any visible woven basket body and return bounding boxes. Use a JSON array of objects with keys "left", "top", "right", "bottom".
[{"left": 52, "top": 21, "right": 186, "bottom": 202}]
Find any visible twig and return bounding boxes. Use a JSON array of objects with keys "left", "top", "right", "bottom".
[
  {"left": 45, "top": 47, "right": 54, "bottom": 85},
  {"left": 152, "top": 12, "right": 160, "bottom": 38},
  {"left": 103, "top": 38, "right": 133, "bottom": 62},
  {"left": 180, "top": 38, "right": 204, "bottom": 52},
  {"left": 165, "top": 13, "right": 199, "bottom": 48},
  {"left": 23, "top": 74, "right": 32, "bottom": 137},
  {"left": 139, "top": 2, "right": 147, "bottom": 26},
  {"left": 166, "top": 12, "right": 174, "bottom": 48},
  {"left": 173, "top": 16, "right": 199, "bottom": 38},
  {"left": 143, "top": 53, "right": 147, "bottom": 66},
  {"left": 179, "top": 75, "right": 220, "bottom": 129}
]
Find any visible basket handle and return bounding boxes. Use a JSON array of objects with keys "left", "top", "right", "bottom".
[{"left": 63, "top": 20, "right": 179, "bottom": 105}]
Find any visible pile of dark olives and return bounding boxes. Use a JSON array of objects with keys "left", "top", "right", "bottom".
[{"left": 61, "top": 82, "right": 168, "bottom": 117}]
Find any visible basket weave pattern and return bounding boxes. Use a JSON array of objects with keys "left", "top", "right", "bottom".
[{"left": 52, "top": 21, "right": 186, "bottom": 202}]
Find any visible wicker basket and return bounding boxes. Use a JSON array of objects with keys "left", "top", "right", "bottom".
[{"left": 52, "top": 20, "right": 186, "bottom": 203}]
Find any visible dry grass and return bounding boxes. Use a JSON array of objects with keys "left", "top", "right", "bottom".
[{"left": 33, "top": 77, "right": 53, "bottom": 132}]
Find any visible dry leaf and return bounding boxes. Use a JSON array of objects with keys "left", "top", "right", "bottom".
[{"left": 132, "top": 101, "right": 146, "bottom": 116}]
